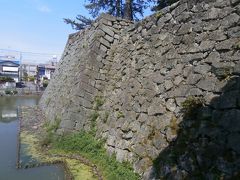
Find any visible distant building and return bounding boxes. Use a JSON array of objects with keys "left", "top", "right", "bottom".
[
  {"left": 21, "top": 63, "right": 37, "bottom": 77},
  {"left": 37, "top": 62, "right": 57, "bottom": 80},
  {"left": 0, "top": 55, "right": 20, "bottom": 82}
]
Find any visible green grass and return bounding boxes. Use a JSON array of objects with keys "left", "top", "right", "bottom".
[
  {"left": 44, "top": 116, "right": 61, "bottom": 133},
  {"left": 52, "top": 131, "right": 140, "bottom": 180},
  {"left": 40, "top": 116, "right": 61, "bottom": 146},
  {"left": 93, "top": 96, "right": 104, "bottom": 110}
]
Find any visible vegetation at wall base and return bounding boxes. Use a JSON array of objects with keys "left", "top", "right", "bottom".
[
  {"left": 52, "top": 131, "right": 140, "bottom": 180},
  {"left": 43, "top": 80, "right": 49, "bottom": 88},
  {"left": 0, "top": 76, "right": 15, "bottom": 83},
  {"left": 5, "top": 89, "right": 18, "bottom": 95},
  {"left": 28, "top": 76, "right": 35, "bottom": 82}
]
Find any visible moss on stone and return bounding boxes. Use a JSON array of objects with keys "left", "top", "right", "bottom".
[{"left": 116, "top": 111, "right": 125, "bottom": 119}]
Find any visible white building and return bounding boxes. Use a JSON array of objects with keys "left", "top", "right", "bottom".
[
  {"left": 0, "top": 56, "right": 20, "bottom": 82},
  {"left": 21, "top": 63, "right": 37, "bottom": 77}
]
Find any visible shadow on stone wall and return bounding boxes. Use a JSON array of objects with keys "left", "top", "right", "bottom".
[{"left": 152, "top": 75, "right": 240, "bottom": 179}]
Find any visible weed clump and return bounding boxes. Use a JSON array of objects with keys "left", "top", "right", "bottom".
[
  {"left": 181, "top": 96, "right": 205, "bottom": 118},
  {"left": 40, "top": 116, "right": 61, "bottom": 147},
  {"left": 169, "top": 116, "right": 179, "bottom": 135},
  {"left": 117, "top": 111, "right": 125, "bottom": 119},
  {"left": 103, "top": 112, "right": 109, "bottom": 123},
  {"left": 93, "top": 96, "right": 104, "bottom": 110},
  {"left": 155, "top": 11, "right": 163, "bottom": 18}
]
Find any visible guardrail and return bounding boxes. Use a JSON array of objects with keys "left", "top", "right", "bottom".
[{"left": 0, "top": 87, "right": 45, "bottom": 96}]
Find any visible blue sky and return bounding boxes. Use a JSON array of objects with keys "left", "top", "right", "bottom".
[{"left": 0, "top": 0, "right": 153, "bottom": 63}]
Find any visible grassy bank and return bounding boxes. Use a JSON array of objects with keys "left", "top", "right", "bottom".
[
  {"left": 21, "top": 106, "right": 139, "bottom": 180},
  {"left": 51, "top": 131, "right": 140, "bottom": 180},
  {"left": 20, "top": 107, "right": 97, "bottom": 180}
]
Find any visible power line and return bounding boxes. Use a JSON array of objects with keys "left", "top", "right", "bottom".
[
  {"left": 0, "top": 48, "right": 62, "bottom": 56},
  {"left": 0, "top": 48, "right": 62, "bottom": 63}
]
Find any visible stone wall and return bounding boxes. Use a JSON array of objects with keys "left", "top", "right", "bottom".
[
  {"left": 40, "top": 14, "right": 132, "bottom": 132},
  {"left": 40, "top": 0, "right": 240, "bottom": 179}
]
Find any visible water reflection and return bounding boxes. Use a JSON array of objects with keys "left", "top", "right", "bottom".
[
  {"left": 0, "top": 96, "right": 65, "bottom": 180},
  {"left": 0, "top": 96, "right": 39, "bottom": 123}
]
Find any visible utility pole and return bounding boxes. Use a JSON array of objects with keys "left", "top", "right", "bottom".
[{"left": 19, "top": 52, "right": 23, "bottom": 82}]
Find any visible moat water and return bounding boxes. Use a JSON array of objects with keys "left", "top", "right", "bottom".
[{"left": 0, "top": 96, "right": 65, "bottom": 180}]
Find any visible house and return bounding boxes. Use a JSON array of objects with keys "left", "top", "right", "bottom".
[
  {"left": 21, "top": 63, "right": 37, "bottom": 77},
  {"left": 0, "top": 55, "right": 20, "bottom": 82},
  {"left": 37, "top": 62, "right": 56, "bottom": 80}
]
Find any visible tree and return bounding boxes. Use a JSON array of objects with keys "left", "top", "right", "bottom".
[
  {"left": 85, "top": 0, "right": 151, "bottom": 20},
  {"left": 85, "top": 0, "right": 124, "bottom": 18},
  {"left": 123, "top": 0, "right": 132, "bottom": 20},
  {"left": 64, "top": 15, "right": 93, "bottom": 30},
  {"left": 152, "top": 0, "right": 178, "bottom": 11},
  {"left": 65, "top": 0, "right": 153, "bottom": 30}
]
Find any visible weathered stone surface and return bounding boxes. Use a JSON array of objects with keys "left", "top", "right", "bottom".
[
  {"left": 100, "top": 24, "right": 115, "bottom": 36},
  {"left": 231, "top": 0, "right": 240, "bottom": 5},
  {"left": 148, "top": 99, "right": 166, "bottom": 116},
  {"left": 194, "top": 64, "right": 211, "bottom": 74},
  {"left": 213, "top": 109, "right": 240, "bottom": 132},
  {"left": 186, "top": 74, "right": 202, "bottom": 85},
  {"left": 228, "top": 132, "right": 240, "bottom": 153},
  {"left": 228, "top": 26, "right": 240, "bottom": 38},
  {"left": 166, "top": 98, "right": 176, "bottom": 112},
  {"left": 157, "top": 13, "right": 172, "bottom": 24},
  {"left": 233, "top": 63, "right": 240, "bottom": 75},
  {"left": 164, "top": 80, "right": 174, "bottom": 91},
  {"left": 203, "top": 7, "right": 221, "bottom": 20},
  {"left": 196, "top": 77, "right": 217, "bottom": 91},
  {"left": 215, "top": 39, "right": 236, "bottom": 50},
  {"left": 173, "top": 76, "right": 183, "bottom": 85},
  {"left": 221, "top": 13, "right": 240, "bottom": 28},
  {"left": 199, "top": 41, "right": 215, "bottom": 52},
  {"left": 205, "top": 51, "right": 221, "bottom": 64},
  {"left": 172, "top": 2, "right": 187, "bottom": 17},
  {"left": 209, "top": 30, "right": 227, "bottom": 41},
  {"left": 151, "top": 73, "right": 164, "bottom": 84},
  {"left": 177, "top": 23, "right": 193, "bottom": 35},
  {"left": 213, "top": 90, "right": 240, "bottom": 109}
]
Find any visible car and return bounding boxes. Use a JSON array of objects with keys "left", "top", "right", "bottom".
[{"left": 16, "top": 82, "right": 25, "bottom": 88}]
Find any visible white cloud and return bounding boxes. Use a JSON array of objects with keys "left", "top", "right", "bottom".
[{"left": 38, "top": 5, "right": 51, "bottom": 13}]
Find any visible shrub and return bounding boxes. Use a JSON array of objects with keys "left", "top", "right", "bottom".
[
  {"left": 43, "top": 80, "right": 48, "bottom": 88},
  {"left": 28, "top": 76, "right": 35, "bottom": 82},
  {"left": 5, "top": 89, "right": 11, "bottom": 95},
  {"left": 0, "top": 76, "right": 15, "bottom": 83},
  {"left": 12, "top": 90, "right": 18, "bottom": 95},
  {"left": 181, "top": 96, "right": 205, "bottom": 118}
]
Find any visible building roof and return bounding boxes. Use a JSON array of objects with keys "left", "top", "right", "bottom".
[{"left": 0, "top": 61, "right": 20, "bottom": 66}]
